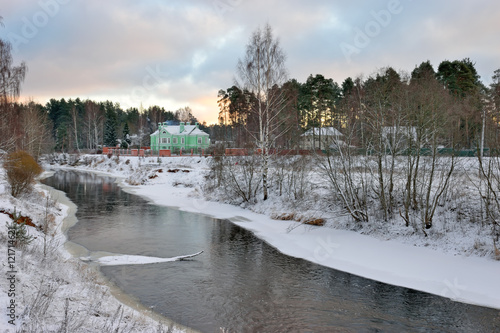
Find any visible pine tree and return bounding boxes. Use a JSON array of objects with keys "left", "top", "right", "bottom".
[
  {"left": 103, "top": 103, "right": 118, "bottom": 147},
  {"left": 121, "top": 122, "right": 131, "bottom": 148},
  {"left": 7, "top": 208, "right": 34, "bottom": 248}
]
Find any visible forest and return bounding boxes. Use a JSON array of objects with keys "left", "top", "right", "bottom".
[
  {"left": 0, "top": 95, "right": 202, "bottom": 158},
  {"left": 215, "top": 59, "right": 500, "bottom": 154}
]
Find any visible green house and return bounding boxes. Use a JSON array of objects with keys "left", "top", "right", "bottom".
[{"left": 150, "top": 121, "right": 210, "bottom": 153}]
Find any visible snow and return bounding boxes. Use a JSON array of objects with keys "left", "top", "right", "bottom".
[
  {"left": 302, "top": 126, "right": 343, "bottom": 137},
  {"left": 95, "top": 251, "right": 204, "bottom": 266},
  {"left": 42, "top": 153, "right": 500, "bottom": 312},
  {"left": 152, "top": 124, "right": 209, "bottom": 136},
  {"left": 0, "top": 161, "right": 185, "bottom": 332},
  {"left": 129, "top": 172, "right": 500, "bottom": 310},
  {"left": 0, "top": 214, "right": 13, "bottom": 329}
]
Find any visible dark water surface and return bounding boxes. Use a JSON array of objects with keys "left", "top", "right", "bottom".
[{"left": 42, "top": 171, "right": 500, "bottom": 333}]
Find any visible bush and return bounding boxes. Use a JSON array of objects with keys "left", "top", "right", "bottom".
[
  {"left": 3, "top": 151, "right": 43, "bottom": 197},
  {"left": 6, "top": 208, "right": 34, "bottom": 248}
]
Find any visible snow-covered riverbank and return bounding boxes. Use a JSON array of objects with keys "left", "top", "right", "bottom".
[
  {"left": 0, "top": 164, "right": 187, "bottom": 332},
  {"left": 43, "top": 154, "right": 500, "bottom": 311}
]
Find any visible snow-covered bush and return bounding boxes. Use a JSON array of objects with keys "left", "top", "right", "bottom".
[
  {"left": 206, "top": 155, "right": 262, "bottom": 203},
  {"left": 476, "top": 156, "right": 500, "bottom": 240},
  {"left": 6, "top": 209, "right": 34, "bottom": 248},
  {"left": 318, "top": 152, "right": 370, "bottom": 223},
  {"left": 270, "top": 155, "right": 312, "bottom": 201}
]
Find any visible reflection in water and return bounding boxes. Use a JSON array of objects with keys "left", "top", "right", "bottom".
[{"left": 43, "top": 171, "right": 500, "bottom": 333}]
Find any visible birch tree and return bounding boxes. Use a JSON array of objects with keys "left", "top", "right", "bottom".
[
  {"left": 0, "top": 22, "right": 27, "bottom": 153},
  {"left": 236, "top": 23, "right": 289, "bottom": 200},
  {"left": 70, "top": 105, "right": 81, "bottom": 153},
  {"left": 84, "top": 100, "right": 103, "bottom": 150},
  {"left": 475, "top": 69, "right": 500, "bottom": 238}
]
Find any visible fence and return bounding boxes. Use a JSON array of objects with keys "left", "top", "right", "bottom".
[
  {"left": 224, "top": 148, "right": 323, "bottom": 156},
  {"left": 102, "top": 147, "right": 207, "bottom": 157}
]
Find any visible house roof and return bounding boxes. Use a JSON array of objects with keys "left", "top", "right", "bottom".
[
  {"left": 301, "top": 127, "right": 343, "bottom": 137},
  {"left": 152, "top": 124, "right": 209, "bottom": 136}
]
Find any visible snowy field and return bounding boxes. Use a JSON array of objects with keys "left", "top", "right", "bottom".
[{"left": 42, "top": 154, "right": 500, "bottom": 311}]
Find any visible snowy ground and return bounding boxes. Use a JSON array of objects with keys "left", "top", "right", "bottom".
[
  {"left": 0, "top": 160, "right": 188, "bottom": 332},
  {"left": 40, "top": 153, "right": 500, "bottom": 312}
]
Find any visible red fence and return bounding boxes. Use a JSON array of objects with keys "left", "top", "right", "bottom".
[
  {"left": 102, "top": 147, "right": 206, "bottom": 157},
  {"left": 225, "top": 148, "right": 322, "bottom": 156},
  {"left": 103, "top": 147, "right": 155, "bottom": 157}
]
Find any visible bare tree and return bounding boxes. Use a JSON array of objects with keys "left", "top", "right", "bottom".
[
  {"left": 475, "top": 71, "right": 500, "bottom": 240},
  {"left": 362, "top": 68, "right": 404, "bottom": 220},
  {"left": 401, "top": 70, "right": 457, "bottom": 231},
  {"left": 20, "top": 101, "right": 53, "bottom": 158},
  {"left": 175, "top": 106, "right": 197, "bottom": 123},
  {"left": 207, "top": 154, "right": 261, "bottom": 203},
  {"left": 84, "top": 100, "right": 103, "bottom": 150},
  {"left": 0, "top": 32, "right": 27, "bottom": 153},
  {"left": 236, "top": 23, "right": 290, "bottom": 200},
  {"left": 70, "top": 105, "right": 81, "bottom": 153},
  {"left": 319, "top": 123, "right": 369, "bottom": 222}
]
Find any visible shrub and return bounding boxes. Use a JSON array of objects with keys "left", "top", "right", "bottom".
[
  {"left": 7, "top": 208, "right": 34, "bottom": 248},
  {"left": 3, "top": 151, "right": 43, "bottom": 197}
]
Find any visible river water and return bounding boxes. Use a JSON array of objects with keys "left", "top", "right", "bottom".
[{"left": 42, "top": 170, "right": 500, "bottom": 332}]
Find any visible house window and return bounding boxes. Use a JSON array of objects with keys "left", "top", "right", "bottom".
[
  {"left": 167, "top": 137, "right": 171, "bottom": 144},
  {"left": 181, "top": 137, "right": 185, "bottom": 144},
  {"left": 161, "top": 138, "right": 167, "bottom": 144},
  {"left": 173, "top": 137, "right": 178, "bottom": 144},
  {"left": 197, "top": 137, "right": 202, "bottom": 144}
]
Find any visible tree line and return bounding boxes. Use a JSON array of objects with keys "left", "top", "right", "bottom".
[
  {"left": 216, "top": 58, "right": 498, "bottom": 153},
  {"left": 43, "top": 99, "right": 201, "bottom": 152},
  {"left": 0, "top": 96, "right": 204, "bottom": 158}
]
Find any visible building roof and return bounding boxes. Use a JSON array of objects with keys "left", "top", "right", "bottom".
[
  {"left": 152, "top": 124, "right": 209, "bottom": 136},
  {"left": 301, "top": 127, "right": 343, "bottom": 137}
]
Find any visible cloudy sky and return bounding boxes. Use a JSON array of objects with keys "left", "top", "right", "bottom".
[{"left": 2, "top": 0, "right": 499, "bottom": 123}]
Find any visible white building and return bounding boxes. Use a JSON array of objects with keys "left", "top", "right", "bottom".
[{"left": 301, "top": 127, "right": 343, "bottom": 150}]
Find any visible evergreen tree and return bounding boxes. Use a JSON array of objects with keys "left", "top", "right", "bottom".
[
  {"left": 301, "top": 74, "right": 341, "bottom": 148},
  {"left": 103, "top": 102, "right": 118, "bottom": 147},
  {"left": 437, "top": 58, "right": 484, "bottom": 148},
  {"left": 437, "top": 58, "right": 481, "bottom": 97},
  {"left": 491, "top": 69, "right": 500, "bottom": 110},
  {"left": 121, "top": 122, "right": 131, "bottom": 148},
  {"left": 341, "top": 77, "right": 354, "bottom": 97},
  {"left": 46, "top": 98, "right": 72, "bottom": 152},
  {"left": 7, "top": 209, "right": 33, "bottom": 248},
  {"left": 411, "top": 60, "right": 435, "bottom": 81}
]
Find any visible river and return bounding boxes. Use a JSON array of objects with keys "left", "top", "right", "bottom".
[{"left": 42, "top": 170, "right": 500, "bottom": 332}]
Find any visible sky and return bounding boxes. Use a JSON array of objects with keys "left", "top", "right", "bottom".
[{"left": 1, "top": 0, "right": 500, "bottom": 124}]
